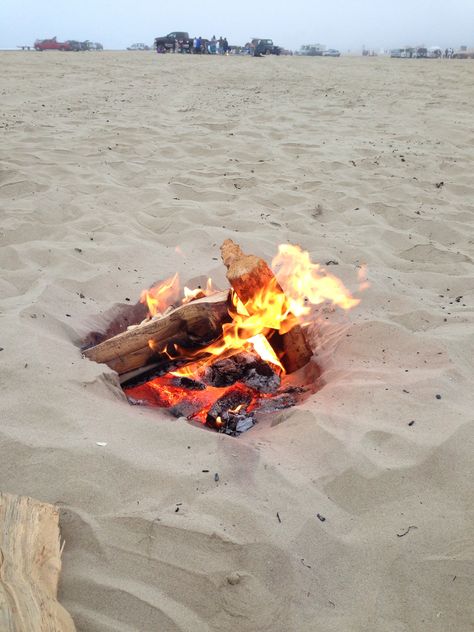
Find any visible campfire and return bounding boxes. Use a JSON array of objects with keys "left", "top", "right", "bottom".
[{"left": 83, "top": 240, "right": 361, "bottom": 434}]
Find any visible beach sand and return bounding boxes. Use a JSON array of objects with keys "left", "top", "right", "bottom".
[{"left": 1, "top": 51, "right": 473, "bottom": 631}]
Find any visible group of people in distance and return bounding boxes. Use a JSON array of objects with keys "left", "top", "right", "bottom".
[{"left": 193, "top": 35, "right": 229, "bottom": 54}]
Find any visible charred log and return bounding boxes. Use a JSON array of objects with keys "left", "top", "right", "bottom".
[
  {"left": 170, "top": 376, "right": 206, "bottom": 390},
  {"left": 257, "top": 386, "right": 307, "bottom": 412},
  {"left": 206, "top": 387, "right": 254, "bottom": 432},
  {"left": 202, "top": 350, "right": 281, "bottom": 393}
]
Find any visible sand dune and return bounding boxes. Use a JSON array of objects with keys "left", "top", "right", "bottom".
[{"left": 1, "top": 51, "right": 473, "bottom": 631}]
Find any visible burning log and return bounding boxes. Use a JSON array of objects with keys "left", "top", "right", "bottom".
[
  {"left": 220, "top": 239, "right": 312, "bottom": 373},
  {"left": 83, "top": 291, "right": 230, "bottom": 374},
  {"left": 0, "top": 493, "right": 76, "bottom": 632}
]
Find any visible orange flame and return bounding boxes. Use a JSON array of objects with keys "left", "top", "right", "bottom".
[
  {"left": 140, "top": 273, "right": 180, "bottom": 318},
  {"left": 272, "top": 244, "right": 360, "bottom": 318},
  {"left": 171, "top": 286, "right": 285, "bottom": 371},
  {"left": 141, "top": 275, "right": 217, "bottom": 318}
]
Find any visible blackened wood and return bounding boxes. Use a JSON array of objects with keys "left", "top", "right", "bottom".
[
  {"left": 206, "top": 388, "right": 253, "bottom": 428},
  {"left": 203, "top": 350, "right": 281, "bottom": 393}
]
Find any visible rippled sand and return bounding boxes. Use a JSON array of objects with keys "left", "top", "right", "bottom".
[{"left": 1, "top": 51, "right": 473, "bottom": 631}]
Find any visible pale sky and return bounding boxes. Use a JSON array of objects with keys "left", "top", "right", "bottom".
[{"left": 1, "top": 0, "right": 473, "bottom": 51}]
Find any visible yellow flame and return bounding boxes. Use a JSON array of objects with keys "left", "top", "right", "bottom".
[
  {"left": 140, "top": 273, "right": 180, "bottom": 317},
  {"left": 191, "top": 245, "right": 360, "bottom": 369},
  {"left": 141, "top": 276, "right": 218, "bottom": 318},
  {"left": 248, "top": 334, "right": 283, "bottom": 369},
  {"left": 272, "top": 244, "right": 360, "bottom": 317},
  {"left": 188, "top": 286, "right": 284, "bottom": 368}
]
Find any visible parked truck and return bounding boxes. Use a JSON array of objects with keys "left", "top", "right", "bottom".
[
  {"left": 34, "top": 37, "right": 102, "bottom": 51},
  {"left": 154, "top": 32, "right": 192, "bottom": 53},
  {"left": 34, "top": 37, "right": 72, "bottom": 51},
  {"left": 250, "top": 38, "right": 281, "bottom": 57}
]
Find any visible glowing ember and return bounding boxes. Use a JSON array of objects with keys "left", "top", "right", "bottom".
[{"left": 123, "top": 243, "right": 363, "bottom": 434}]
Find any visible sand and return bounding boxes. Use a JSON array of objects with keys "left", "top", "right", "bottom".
[{"left": 1, "top": 51, "right": 473, "bottom": 631}]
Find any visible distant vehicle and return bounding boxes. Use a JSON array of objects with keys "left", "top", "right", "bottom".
[
  {"left": 127, "top": 43, "right": 150, "bottom": 51},
  {"left": 35, "top": 38, "right": 103, "bottom": 52},
  {"left": 251, "top": 39, "right": 280, "bottom": 57},
  {"left": 34, "top": 37, "right": 72, "bottom": 51},
  {"left": 299, "top": 44, "right": 325, "bottom": 56},
  {"left": 415, "top": 47, "right": 428, "bottom": 58},
  {"left": 428, "top": 46, "right": 442, "bottom": 58},
  {"left": 70, "top": 40, "right": 103, "bottom": 51},
  {"left": 154, "top": 32, "right": 192, "bottom": 53},
  {"left": 391, "top": 48, "right": 414, "bottom": 58},
  {"left": 67, "top": 40, "right": 88, "bottom": 52},
  {"left": 322, "top": 49, "right": 341, "bottom": 57},
  {"left": 452, "top": 49, "right": 474, "bottom": 59}
]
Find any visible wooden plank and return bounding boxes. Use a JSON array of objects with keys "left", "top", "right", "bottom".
[
  {"left": 0, "top": 492, "right": 76, "bottom": 632},
  {"left": 83, "top": 291, "right": 230, "bottom": 374}
]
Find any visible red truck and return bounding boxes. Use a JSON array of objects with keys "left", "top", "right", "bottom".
[{"left": 34, "top": 37, "right": 72, "bottom": 51}]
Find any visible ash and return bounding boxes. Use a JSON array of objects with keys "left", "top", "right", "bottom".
[{"left": 218, "top": 410, "right": 256, "bottom": 436}]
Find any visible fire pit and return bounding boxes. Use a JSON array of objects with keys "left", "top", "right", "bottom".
[{"left": 83, "top": 240, "right": 360, "bottom": 434}]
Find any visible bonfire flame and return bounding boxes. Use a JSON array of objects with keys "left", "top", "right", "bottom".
[
  {"left": 186, "top": 286, "right": 286, "bottom": 370},
  {"left": 141, "top": 274, "right": 216, "bottom": 317},
  {"left": 184, "top": 245, "right": 361, "bottom": 367},
  {"left": 127, "top": 244, "right": 363, "bottom": 432},
  {"left": 272, "top": 244, "right": 360, "bottom": 317},
  {"left": 140, "top": 272, "right": 180, "bottom": 318}
]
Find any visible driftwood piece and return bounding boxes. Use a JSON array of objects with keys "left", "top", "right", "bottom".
[
  {"left": 0, "top": 492, "right": 76, "bottom": 632},
  {"left": 83, "top": 291, "right": 230, "bottom": 374},
  {"left": 220, "top": 240, "right": 312, "bottom": 372}
]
